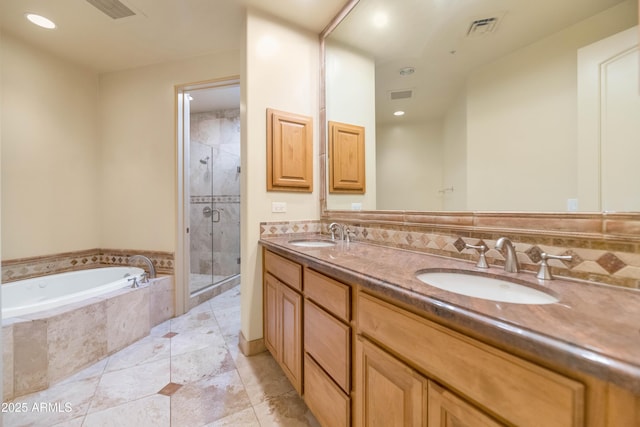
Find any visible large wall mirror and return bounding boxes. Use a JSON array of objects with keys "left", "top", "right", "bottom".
[{"left": 323, "top": 0, "right": 639, "bottom": 214}]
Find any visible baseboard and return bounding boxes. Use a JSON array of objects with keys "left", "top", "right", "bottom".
[{"left": 238, "top": 331, "right": 266, "bottom": 356}]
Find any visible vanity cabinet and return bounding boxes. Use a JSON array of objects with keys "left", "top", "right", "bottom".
[
  {"left": 303, "top": 267, "right": 352, "bottom": 427},
  {"left": 356, "top": 292, "right": 584, "bottom": 427},
  {"left": 263, "top": 250, "right": 303, "bottom": 393},
  {"left": 261, "top": 245, "right": 640, "bottom": 427}
]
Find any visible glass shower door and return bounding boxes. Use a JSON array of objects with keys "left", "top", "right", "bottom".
[
  {"left": 188, "top": 95, "right": 241, "bottom": 296},
  {"left": 189, "top": 142, "right": 215, "bottom": 294}
]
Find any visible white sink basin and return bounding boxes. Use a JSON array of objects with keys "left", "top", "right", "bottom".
[
  {"left": 415, "top": 272, "right": 558, "bottom": 305},
  {"left": 288, "top": 239, "right": 337, "bottom": 248}
]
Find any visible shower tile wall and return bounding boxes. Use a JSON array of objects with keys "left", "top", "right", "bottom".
[{"left": 189, "top": 109, "right": 240, "bottom": 280}]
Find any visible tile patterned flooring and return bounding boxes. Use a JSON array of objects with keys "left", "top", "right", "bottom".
[{"left": 4, "top": 286, "right": 320, "bottom": 427}]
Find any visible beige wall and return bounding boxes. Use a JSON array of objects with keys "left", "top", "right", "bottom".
[
  {"left": 376, "top": 122, "right": 443, "bottom": 210},
  {"left": 442, "top": 93, "right": 467, "bottom": 211},
  {"left": 325, "top": 42, "right": 376, "bottom": 210},
  {"left": 241, "top": 9, "right": 320, "bottom": 342},
  {"left": 98, "top": 52, "right": 239, "bottom": 252},
  {"left": 1, "top": 33, "right": 101, "bottom": 259},
  {"left": 1, "top": 32, "right": 240, "bottom": 259}
]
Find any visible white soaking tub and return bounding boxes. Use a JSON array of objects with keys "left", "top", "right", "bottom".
[{"left": 1, "top": 267, "right": 145, "bottom": 319}]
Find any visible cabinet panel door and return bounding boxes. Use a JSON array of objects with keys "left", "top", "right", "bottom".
[
  {"left": 264, "top": 273, "right": 280, "bottom": 358},
  {"left": 305, "top": 354, "right": 350, "bottom": 427},
  {"left": 280, "top": 283, "right": 303, "bottom": 394},
  {"left": 355, "top": 337, "right": 427, "bottom": 427},
  {"left": 428, "top": 381, "right": 505, "bottom": 427},
  {"left": 304, "top": 299, "right": 350, "bottom": 392}
]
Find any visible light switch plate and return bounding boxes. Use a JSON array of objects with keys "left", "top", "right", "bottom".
[{"left": 272, "top": 202, "right": 287, "bottom": 213}]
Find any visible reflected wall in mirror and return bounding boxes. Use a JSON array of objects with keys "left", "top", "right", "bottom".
[{"left": 325, "top": 0, "right": 639, "bottom": 212}]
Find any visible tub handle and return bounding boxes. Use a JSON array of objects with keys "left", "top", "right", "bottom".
[{"left": 128, "top": 277, "right": 139, "bottom": 288}]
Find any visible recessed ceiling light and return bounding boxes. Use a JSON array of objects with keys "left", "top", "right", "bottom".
[
  {"left": 25, "top": 13, "right": 56, "bottom": 29},
  {"left": 372, "top": 12, "right": 388, "bottom": 28},
  {"left": 394, "top": 111, "right": 405, "bottom": 116}
]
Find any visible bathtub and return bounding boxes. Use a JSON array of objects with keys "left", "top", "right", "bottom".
[
  {"left": 1, "top": 266, "right": 145, "bottom": 319},
  {"left": 2, "top": 268, "right": 175, "bottom": 400}
]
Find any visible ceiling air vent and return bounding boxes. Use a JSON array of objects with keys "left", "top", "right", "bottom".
[
  {"left": 389, "top": 89, "right": 413, "bottom": 101},
  {"left": 467, "top": 17, "right": 500, "bottom": 37},
  {"left": 86, "top": 0, "right": 136, "bottom": 19}
]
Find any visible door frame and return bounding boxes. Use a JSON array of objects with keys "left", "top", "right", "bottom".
[{"left": 175, "top": 76, "right": 240, "bottom": 316}]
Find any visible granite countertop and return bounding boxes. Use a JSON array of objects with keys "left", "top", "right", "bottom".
[{"left": 259, "top": 234, "right": 640, "bottom": 394}]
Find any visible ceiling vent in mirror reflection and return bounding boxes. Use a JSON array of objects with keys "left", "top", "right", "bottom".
[
  {"left": 389, "top": 89, "right": 413, "bottom": 100},
  {"left": 86, "top": 0, "right": 136, "bottom": 19}
]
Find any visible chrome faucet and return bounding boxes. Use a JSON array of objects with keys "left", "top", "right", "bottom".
[
  {"left": 129, "top": 255, "right": 156, "bottom": 279},
  {"left": 495, "top": 237, "right": 520, "bottom": 273},
  {"left": 328, "top": 222, "right": 344, "bottom": 241}
]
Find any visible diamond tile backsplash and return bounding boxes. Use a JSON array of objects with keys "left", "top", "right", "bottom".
[{"left": 260, "top": 220, "right": 640, "bottom": 289}]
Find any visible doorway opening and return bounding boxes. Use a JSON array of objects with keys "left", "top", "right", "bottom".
[{"left": 176, "top": 78, "right": 241, "bottom": 312}]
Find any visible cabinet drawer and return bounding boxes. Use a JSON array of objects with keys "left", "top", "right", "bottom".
[
  {"left": 264, "top": 250, "right": 302, "bottom": 291},
  {"left": 304, "top": 354, "right": 350, "bottom": 427},
  {"left": 304, "top": 268, "right": 350, "bottom": 321},
  {"left": 304, "top": 300, "right": 350, "bottom": 392},
  {"left": 358, "top": 292, "right": 585, "bottom": 427}
]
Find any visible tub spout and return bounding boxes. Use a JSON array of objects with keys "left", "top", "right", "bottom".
[{"left": 128, "top": 255, "right": 156, "bottom": 279}]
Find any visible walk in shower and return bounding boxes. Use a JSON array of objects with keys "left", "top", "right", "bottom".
[{"left": 187, "top": 86, "right": 241, "bottom": 296}]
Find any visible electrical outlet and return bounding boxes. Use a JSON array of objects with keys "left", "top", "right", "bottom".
[
  {"left": 351, "top": 202, "right": 362, "bottom": 211},
  {"left": 272, "top": 202, "right": 287, "bottom": 213},
  {"left": 567, "top": 198, "right": 578, "bottom": 212}
]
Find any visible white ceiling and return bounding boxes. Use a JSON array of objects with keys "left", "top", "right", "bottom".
[{"left": 0, "top": 0, "right": 347, "bottom": 73}]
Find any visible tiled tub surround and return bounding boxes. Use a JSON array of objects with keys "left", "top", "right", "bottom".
[
  {"left": 2, "top": 275, "right": 174, "bottom": 401},
  {"left": 259, "top": 235, "right": 640, "bottom": 396},
  {"left": 1, "top": 249, "right": 174, "bottom": 284},
  {"left": 261, "top": 214, "right": 640, "bottom": 289}
]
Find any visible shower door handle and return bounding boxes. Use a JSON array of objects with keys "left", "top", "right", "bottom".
[{"left": 203, "top": 206, "right": 222, "bottom": 222}]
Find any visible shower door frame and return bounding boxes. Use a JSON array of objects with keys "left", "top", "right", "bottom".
[{"left": 175, "top": 76, "right": 240, "bottom": 316}]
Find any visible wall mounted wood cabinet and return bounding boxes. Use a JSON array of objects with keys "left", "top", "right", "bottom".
[
  {"left": 328, "top": 121, "right": 365, "bottom": 194},
  {"left": 266, "top": 108, "right": 313, "bottom": 192}
]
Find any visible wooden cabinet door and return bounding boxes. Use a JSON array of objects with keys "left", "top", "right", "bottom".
[
  {"left": 280, "top": 282, "right": 303, "bottom": 394},
  {"left": 263, "top": 270, "right": 303, "bottom": 394},
  {"left": 355, "top": 337, "right": 427, "bottom": 427},
  {"left": 428, "top": 381, "right": 504, "bottom": 427},
  {"left": 264, "top": 273, "right": 280, "bottom": 358}
]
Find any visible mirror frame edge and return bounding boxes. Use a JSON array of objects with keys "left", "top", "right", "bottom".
[{"left": 319, "top": 1, "right": 640, "bottom": 242}]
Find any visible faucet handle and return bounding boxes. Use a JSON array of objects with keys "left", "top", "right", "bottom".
[
  {"left": 140, "top": 272, "right": 149, "bottom": 284},
  {"left": 128, "top": 277, "right": 139, "bottom": 288},
  {"left": 536, "top": 253, "right": 573, "bottom": 280},
  {"left": 465, "top": 243, "right": 488, "bottom": 269},
  {"left": 344, "top": 226, "right": 354, "bottom": 243}
]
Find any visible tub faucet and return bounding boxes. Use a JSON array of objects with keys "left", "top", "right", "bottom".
[
  {"left": 129, "top": 255, "right": 156, "bottom": 279},
  {"left": 495, "top": 237, "right": 520, "bottom": 273}
]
